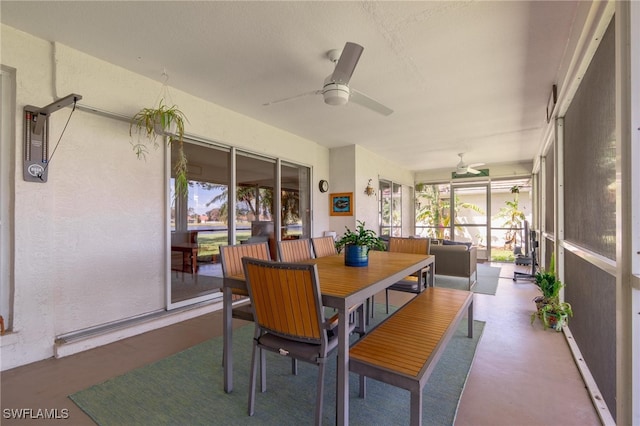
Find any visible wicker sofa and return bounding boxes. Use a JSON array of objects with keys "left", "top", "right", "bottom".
[{"left": 430, "top": 241, "right": 478, "bottom": 290}]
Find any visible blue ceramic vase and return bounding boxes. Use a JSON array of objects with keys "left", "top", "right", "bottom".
[{"left": 344, "top": 244, "right": 369, "bottom": 267}]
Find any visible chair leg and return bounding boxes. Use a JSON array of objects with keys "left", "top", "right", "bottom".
[
  {"left": 315, "top": 362, "right": 326, "bottom": 426},
  {"left": 370, "top": 295, "right": 375, "bottom": 318},
  {"left": 359, "top": 374, "right": 367, "bottom": 398},
  {"left": 357, "top": 304, "right": 365, "bottom": 336},
  {"left": 385, "top": 289, "right": 390, "bottom": 314},
  {"left": 365, "top": 296, "right": 375, "bottom": 325},
  {"left": 260, "top": 348, "right": 266, "bottom": 392},
  {"left": 292, "top": 358, "right": 298, "bottom": 375},
  {"left": 248, "top": 342, "right": 259, "bottom": 416}
]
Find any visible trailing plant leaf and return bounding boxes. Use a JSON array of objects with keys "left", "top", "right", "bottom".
[
  {"left": 129, "top": 98, "right": 189, "bottom": 198},
  {"left": 173, "top": 143, "right": 189, "bottom": 198}
]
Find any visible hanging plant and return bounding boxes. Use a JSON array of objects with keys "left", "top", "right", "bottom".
[{"left": 129, "top": 98, "right": 189, "bottom": 197}]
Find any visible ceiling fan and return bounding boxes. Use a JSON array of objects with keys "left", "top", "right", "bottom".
[
  {"left": 456, "top": 153, "right": 485, "bottom": 175},
  {"left": 263, "top": 42, "right": 393, "bottom": 116}
]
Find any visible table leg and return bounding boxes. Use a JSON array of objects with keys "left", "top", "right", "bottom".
[
  {"left": 223, "top": 286, "right": 233, "bottom": 393},
  {"left": 429, "top": 261, "right": 435, "bottom": 287},
  {"left": 336, "top": 307, "right": 349, "bottom": 425},
  {"left": 191, "top": 248, "right": 198, "bottom": 274}
]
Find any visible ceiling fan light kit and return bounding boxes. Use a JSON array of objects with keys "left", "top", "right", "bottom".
[{"left": 322, "top": 81, "right": 350, "bottom": 106}]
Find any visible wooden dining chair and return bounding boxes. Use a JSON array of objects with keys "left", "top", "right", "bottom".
[
  {"left": 309, "top": 235, "right": 369, "bottom": 331},
  {"left": 220, "top": 241, "right": 271, "bottom": 316},
  {"left": 277, "top": 238, "right": 314, "bottom": 262},
  {"left": 385, "top": 237, "right": 431, "bottom": 313},
  {"left": 243, "top": 257, "right": 350, "bottom": 426},
  {"left": 220, "top": 242, "right": 297, "bottom": 377},
  {"left": 311, "top": 236, "right": 337, "bottom": 258}
]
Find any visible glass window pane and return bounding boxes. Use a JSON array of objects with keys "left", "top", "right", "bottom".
[
  {"left": 490, "top": 178, "right": 532, "bottom": 262},
  {"left": 170, "top": 141, "right": 230, "bottom": 303},
  {"left": 236, "top": 152, "right": 276, "bottom": 259},
  {"left": 281, "top": 162, "right": 310, "bottom": 240},
  {"left": 451, "top": 184, "right": 487, "bottom": 245},
  {"left": 415, "top": 183, "right": 450, "bottom": 239},
  {"left": 392, "top": 183, "right": 402, "bottom": 236}
]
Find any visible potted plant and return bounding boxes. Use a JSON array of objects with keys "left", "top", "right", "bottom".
[
  {"left": 531, "top": 297, "right": 573, "bottom": 331},
  {"left": 530, "top": 253, "right": 573, "bottom": 331},
  {"left": 532, "top": 253, "right": 561, "bottom": 308},
  {"left": 130, "top": 99, "right": 189, "bottom": 197},
  {"left": 532, "top": 269, "right": 562, "bottom": 309},
  {"left": 335, "top": 220, "right": 386, "bottom": 267}
]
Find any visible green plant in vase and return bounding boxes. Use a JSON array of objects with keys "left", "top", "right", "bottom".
[
  {"left": 130, "top": 99, "right": 189, "bottom": 197},
  {"left": 531, "top": 297, "right": 573, "bottom": 331},
  {"left": 532, "top": 253, "right": 561, "bottom": 307},
  {"left": 530, "top": 253, "right": 573, "bottom": 330},
  {"left": 335, "top": 220, "right": 386, "bottom": 267}
]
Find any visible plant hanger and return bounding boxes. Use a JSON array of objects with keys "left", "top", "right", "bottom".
[{"left": 129, "top": 69, "right": 189, "bottom": 197}]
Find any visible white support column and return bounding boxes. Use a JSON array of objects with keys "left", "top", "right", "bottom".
[{"left": 616, "top": 1, "right": 640, "bottom": 424}]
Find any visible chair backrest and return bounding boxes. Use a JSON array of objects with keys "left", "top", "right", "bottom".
[
  {"left": 242, "top": 257, "right": 326, "bottom": 344},
  {"left": 219, "top": 242, "right": 271, "bottom": 278},
  {"left": 388, "top": 237, "right": 430, "bottom": 255},
  {"left": 311, "top": 236, "right": 337, "bottom": 258},
  {"left": 277, "top": 239, "right": 313, "bottom": 262}
]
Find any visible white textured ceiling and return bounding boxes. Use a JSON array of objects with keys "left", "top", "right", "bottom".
[{"left": 1, "top": 1, "right": 579, "bottom": 173}]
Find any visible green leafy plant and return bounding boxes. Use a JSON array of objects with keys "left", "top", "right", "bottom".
[
  {"left": 531, "top": 253, "right": 573, "bottom": 330},
  {"left": 533, "top": 253, "right": 561, "bottom": 301},
  {"left": 531, "top": 297, "right": 573, "bottom": 330},
  {"left": 130, "top": 99, "right": 189, "bottom": 196},
  {"left": 335, "top": 220, "right": 386, "bottom": 253}
]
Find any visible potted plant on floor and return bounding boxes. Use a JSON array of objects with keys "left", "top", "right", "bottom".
[
  {"left": 130, "top": 98, "right": 189, "bottom": 197},
  {"left": 335, "top": 220, "right": 386, "bottom": 267},
  {"left": 532, "top": 297, "right": 573, "bottom": 331},
  {"left": 530, "top": 253, "right": 573, "bottom": 330}
]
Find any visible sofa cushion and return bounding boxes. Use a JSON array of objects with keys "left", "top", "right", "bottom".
[
  {"left": 441, "top": 239, "right": 472, "bottom": 248},
  {"left": 431, "top": 244, "right": 468, "bottom": 253}
]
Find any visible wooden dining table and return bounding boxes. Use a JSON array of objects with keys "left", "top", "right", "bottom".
[{"left": 222, "top": 250, "right": 434, "bottom": 425}]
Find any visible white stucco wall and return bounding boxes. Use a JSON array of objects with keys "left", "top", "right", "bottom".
[
  {"left": 0, "top": 24, "right": 334, "bottom": 370},
  {"left": 328, "top": 144, "right": 414, "bottom": 239}
]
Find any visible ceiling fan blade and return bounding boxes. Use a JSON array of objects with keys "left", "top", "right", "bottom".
[
  {"left": 469, "top": 162, "right": 485, "bottom": 168},
  {"left": 330, "top": 42, "right": 363, "bottom": 84},
  {"left": 467, "top": 167, "right": 482, "bottom": 174},
  {"left": 263, "top": 90, "right": 321, "bottom": 107},
  {"left": 350, "top": 89, "right": 394, "bottom": 116}
]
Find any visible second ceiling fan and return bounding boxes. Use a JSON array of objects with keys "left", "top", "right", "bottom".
[
  {"left": 263, "top": 42, "right": 393, "bottom": 116},
  {"left": 456, "top": 153, "right": 485, "bottom": 175}
]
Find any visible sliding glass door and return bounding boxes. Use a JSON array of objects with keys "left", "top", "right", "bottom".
[
  {"left": 168, "top": 142, "right": 311, "bottom": 306},
  {"left": 450, "top": 183, "right": 489, "bottom": 260},
  {"left": 281, "top": 162, "right": 311, "bottom": 241},
  {"left": 235, "top": 152, "right": 276, "bottom": 258},
  {"left": 170, "top": 142, "right": 230, "bottom": 304}
]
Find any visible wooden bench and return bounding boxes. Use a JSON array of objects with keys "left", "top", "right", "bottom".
[{"left": 349, "top": 286, "right": 474, "bottom": 426}]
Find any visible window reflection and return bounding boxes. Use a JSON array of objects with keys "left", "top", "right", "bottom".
[
  {"left": 281, "top": 162, "right": 310, "bottom": 241},
  {"left": 170, "top": 142, "right": 230, "bottom": 304},
  {"left": 169, "top": 145, "right": 311, "bottom": 305},
  {"left": 380, "top": 179, "right": 402, "bottom": 237}
]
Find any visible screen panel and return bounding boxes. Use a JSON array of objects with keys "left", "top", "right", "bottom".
[
  {"left": 563, "top": 18, "right": 616, "bottom": 260},
  {"left": 564, "top": 250, "right": 616, "bottom": 418}
]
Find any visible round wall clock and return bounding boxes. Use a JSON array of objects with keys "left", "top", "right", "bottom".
[{"left": 318, "top": 179, "right": 329, "bottom": 193}]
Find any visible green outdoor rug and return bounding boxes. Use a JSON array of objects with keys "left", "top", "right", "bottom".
[
  {"left": 70, "top": 305, "right": 484, "bottom": 426},
  {"left": 435, "top": 264, "right": 501, "bottom": 295}
]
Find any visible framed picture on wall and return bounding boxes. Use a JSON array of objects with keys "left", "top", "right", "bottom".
[{"left": 329, "top": 192, "right": 353, "bottom": 216}]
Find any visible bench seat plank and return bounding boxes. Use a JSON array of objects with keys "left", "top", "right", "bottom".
[{"left": 349, "top": 286, "right": 473, "bottom": 425}]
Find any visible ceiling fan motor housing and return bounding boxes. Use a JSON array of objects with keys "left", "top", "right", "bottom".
[{"left": 322, "top": 80, "right": 350, "bottom": 106}]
